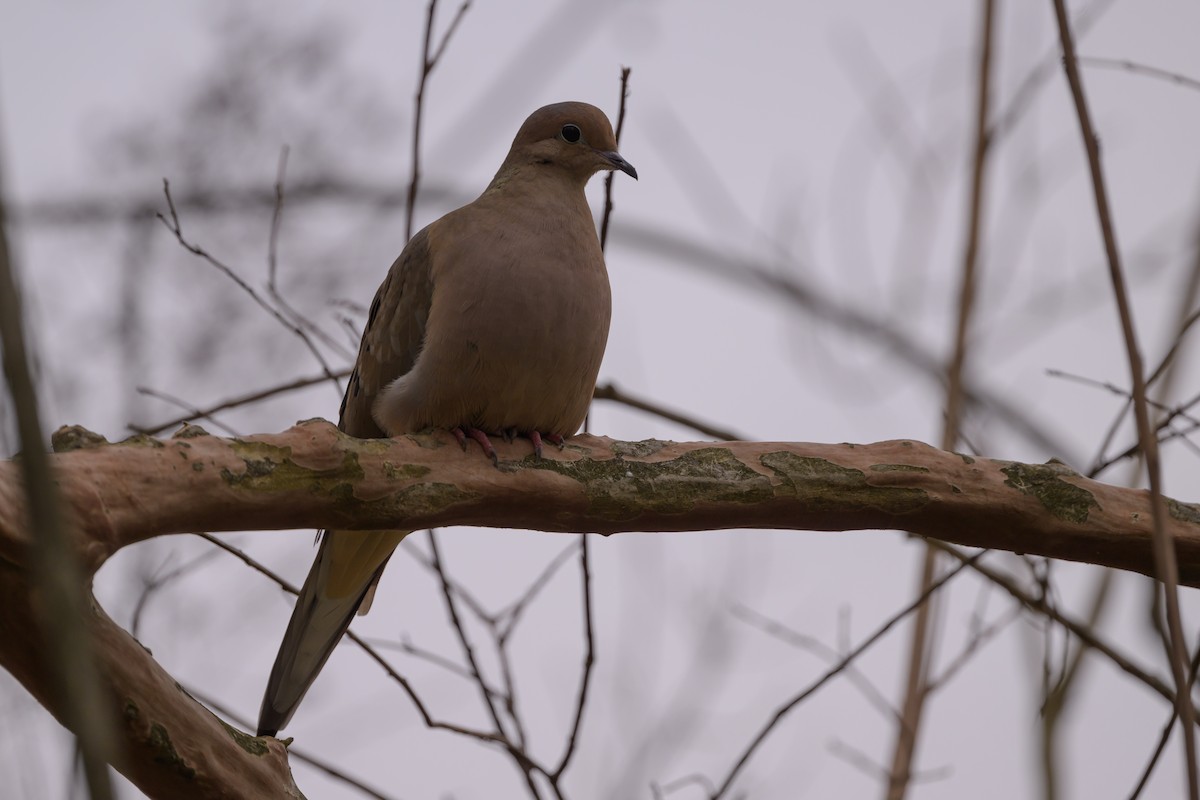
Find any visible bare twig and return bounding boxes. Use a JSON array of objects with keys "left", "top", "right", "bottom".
[
  {"left": 708, "top": 554, "right": 981, "bottom": 799},
  {"left": 592, "top": 382, "right": 745, "bottom": 441},
  {"left": 129, "top": 548, "right": 223, "bottom": 638},
  {"left": 364, "top": 635, "right": 505, "bottom": 699},
  {"left": 732, "top": 604, "right": 903, "bottom": 726},
  {"left": 196, "top": 532, "right": 516, "bottom": 749},
  {"left": 1049, "top": 369, "right": 1200, "bottom": 430},
  {"left": 131, "top": 368, "right": 352, "bottom": 436},
  {"left": 262, "top": 146, "right": 351, "bottom": 362},
  {"left": 405, "top": 0, "right": 472, "bottom": 241},
  {"left": 267, "top": 145, "right": 289, "bottom": 291},
  {"left": 888, "top": 3, "right": 996, "bottom": 797},
  {"left": 1051, "top": 4, "right": 1197, "bottom": 795},
  {"left": 1079, "top": 56, "right": 1200, "bottom": 93},
  {"left": 400, "top": 538, "right": 494, "bottom": 624},
  {"left": 0, "top": 143, "right": 116, "bottom": 799},
  {"left": 156, "top": 179, "right": 343, "bottom": 393},
  {"left": 135, "top": 386, "right": 242, "bottom": 437},
  {"left": 928, "top": 541, "right": 1186, "bottom": 710},
  {"left": 600, "top": 66, "right": 632, "bottom": 250},
  {"left": 496, "top": 540, "right": 580, "bottom": 637},
  {"left": 1127, "top": 646, "right": 1200, "bottom": 799},
  {"left": 988, "top": 0, "right": 1118, "bottom": 141},
  {"left": 552, "top": 536, "right": 594, "bottom": 781},
  {"left": 426, "top": 530, "right": 542, "bottom": 797}
]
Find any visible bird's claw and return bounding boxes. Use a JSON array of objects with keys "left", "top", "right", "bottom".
[
  {"left": 452, "top": 427, "right": 562, "bottom": 465},
  {"left": 452, "top": 426, "right": 499, "bottom": 466}
]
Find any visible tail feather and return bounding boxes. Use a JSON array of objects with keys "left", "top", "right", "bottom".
[{"left": 257, "top": 537, "right": 390, "bottom": 737}]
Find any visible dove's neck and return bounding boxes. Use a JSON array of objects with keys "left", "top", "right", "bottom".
[{"left": 480, "top": 163, "right": 596, "bottom": 223}]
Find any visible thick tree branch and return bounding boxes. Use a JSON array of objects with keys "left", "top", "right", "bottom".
[
  {"left": 0, "top": 422, "right": 1195, "bottom": 584},
  {"left": 0, "top": 561, "right": 301, "bottom": 799}
]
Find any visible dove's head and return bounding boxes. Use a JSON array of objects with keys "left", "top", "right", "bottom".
[{"left": 502, "top": 101, "right": 637, "bottom": 184}]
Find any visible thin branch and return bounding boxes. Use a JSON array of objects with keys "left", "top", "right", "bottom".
[
  {"left": 1051, "top": 4, "right": 1197, "bottom": 795},
  {"left": 0, "top": 141, "right": 116, "bottom": 799},
  {"left": 262, "top": 148, "right": 351, "bottom": 362},
  {"left": 732, "top": 604, "right": 903, "bottom": 727},
  {"left": 1079, "top": 56, "right": 1200, "bottom": 94},
  {"left": 708, "top": 554, "right": 981, "bottom": 799},
  {"left": 135, "top": 386, "right": 242, "bottom": 437},
  {"left": 592, "top": 382, "right": 745, "bottom": 442},
  {"left": 1127, "top": 646, "right": 1200, "bottom": 799},
  {"left": 552, "top": 537, "right": 594, "bottom": 780},
  {"left": 400, "top": 538, "right": 495, "bottom": 625},
  {"left": 889, "top": 3, "right": 996, "bottom": 796},
  {"left": 928, "top": 541, "right": 1185, "bottom": 709},
  {"left": 405, "top": 0, "right": 472, "bottom": 241},
  {"left": 129, "top": 548, "right": 223, "bottom": 639},
  {"left": 364, "top": 635, "right": 505, "bottom": 699},
  {"left": 195, "top": 532, "right": 511, "bottom": 749},
  {"left": 267, "top": 145, "right": 289, "bottom": 291},
  {"left": 496, "top": 540, "right": 580, "bottom": 638},
  {"left": 600, "top": 66, "right": 632, "bottom": 251},
  {"left": 131, "top": 368, "right": 352, "bottom": 436},
  {"left": 156, "top": 180, "right": 343, "bottom": 394},
  {"left": 1048, "top": 369, "right": 1200, "bottom": 429},
  {"left": 427, "top": 530, "right": 542, "bottom": 797}
]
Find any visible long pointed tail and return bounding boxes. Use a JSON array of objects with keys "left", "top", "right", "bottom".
[{"left": 257, "top": 529, "right": 405, "bottom": 736}]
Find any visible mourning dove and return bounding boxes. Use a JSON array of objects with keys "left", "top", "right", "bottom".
[{"left": 257, "top": 101, "right": 637, "bottom": 736}]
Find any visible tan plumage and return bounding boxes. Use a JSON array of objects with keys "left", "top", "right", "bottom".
[{"left": 257, "top": 101, "right": 636, "bottom": 736}]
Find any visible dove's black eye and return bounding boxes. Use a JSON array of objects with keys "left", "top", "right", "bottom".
[{"left": 560, "top": 124, "right": 581, "bottom": 143}]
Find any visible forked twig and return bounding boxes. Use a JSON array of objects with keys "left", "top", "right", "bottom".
[{"left": 156, "top": 179, "right": 343, "bottom": 392}]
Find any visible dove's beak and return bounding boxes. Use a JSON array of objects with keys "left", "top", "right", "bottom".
[{"left": 599, "top": 150, "right": 638, "bottom": 180}]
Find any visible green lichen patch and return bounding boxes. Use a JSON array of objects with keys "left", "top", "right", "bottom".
[
  {"left": 51, "top": 425, "right": 110, "bottom": 452},
  {"left": 219, "top": 718, "right": 270, "bottom": 756},
  {"left": 384, "top": 482, "right": 477, "bottom": 519},
  {"left": 536, "top": 446, "right": 771, "bottom": 521},
  {"left": 1167, "top": 498, "right": 1200, "bottom": 527},
  {"left": 611, "top": 439, "right": 668, "bottom": 459},
  {"left": 762, "top": 452, "right": 929, "bottom": 513},
  {"left": 148, "top": 723, "right": 196, "bottom": 780},
  {"left": 1000, "top": 463, "right": 1098, "bottom": 524},
  {"left": 381, "top": 460, "right": 431, "bottom": 481},
  {"left": 220, "top": 440, "right": 364, "bottom": 494},
  {"left": 869, "top": 463, "right": 930, "bottom": 474},
  {"left": 960, "top": 454, "right": 976, "bottom": 465}
]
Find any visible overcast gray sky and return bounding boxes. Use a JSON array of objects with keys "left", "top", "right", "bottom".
[{"left": 3, "top": 1, "right": 1200, "bottom": 798}]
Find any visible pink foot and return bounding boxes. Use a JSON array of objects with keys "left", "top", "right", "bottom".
[{"left": 451, "top": 426, "right": 498, "bottom": 465}]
